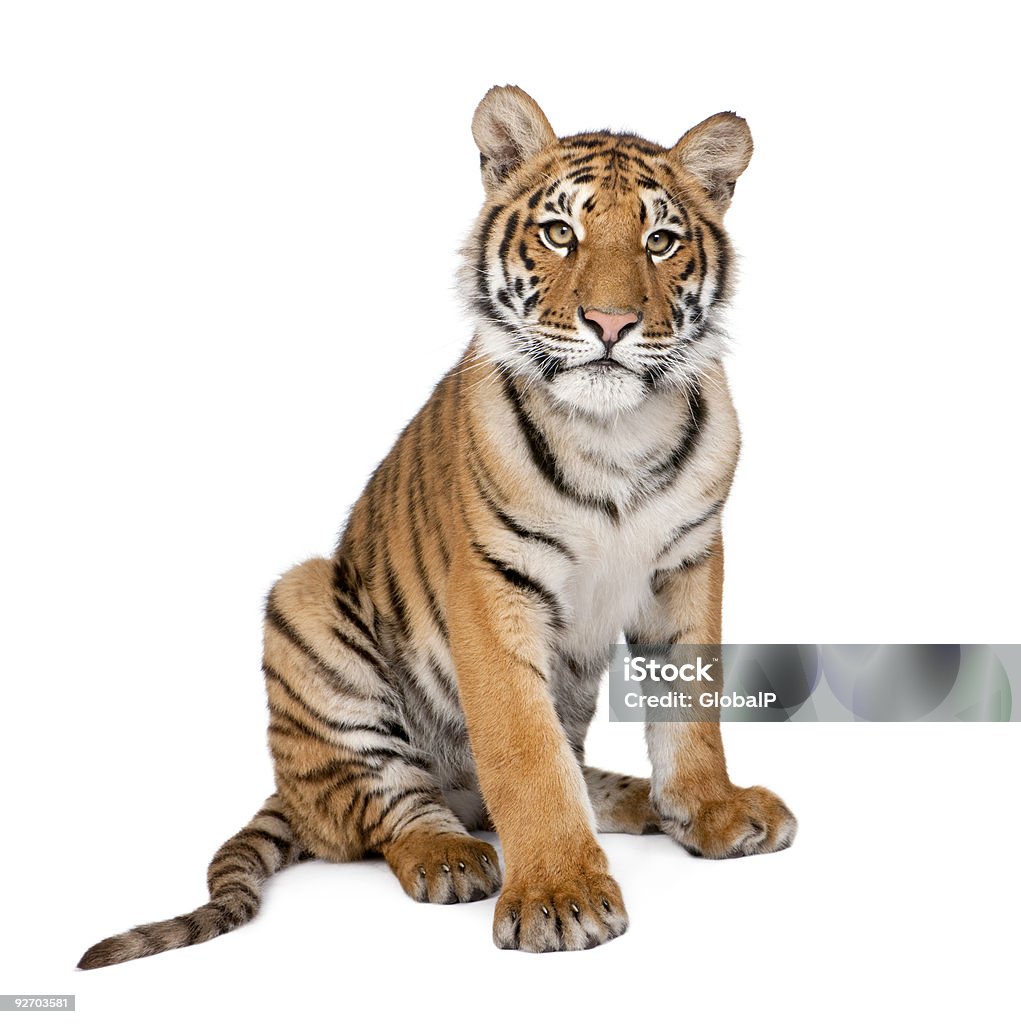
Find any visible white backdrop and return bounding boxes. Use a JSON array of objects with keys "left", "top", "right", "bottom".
[{"left": 1, "top": 2, "right": 1018, "bottom": 1021}]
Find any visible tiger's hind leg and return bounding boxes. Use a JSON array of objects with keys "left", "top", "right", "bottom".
[
  {"left": 381, "top": 828, "right": 501, "bottom": 904},
  {"left": 263, "top": 557, "right": 501, "bottom": 904},
  {"left": 584, "top": 767, "right": 660, "bottom": 835}
]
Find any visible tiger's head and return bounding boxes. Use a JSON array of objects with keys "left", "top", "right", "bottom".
[{"left": 459, "top": 86, "right": 752, "bottom": 417}]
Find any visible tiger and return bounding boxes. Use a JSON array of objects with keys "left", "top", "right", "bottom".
[{"left": 78, "top": 84, "right": 796, "bottom": 967}]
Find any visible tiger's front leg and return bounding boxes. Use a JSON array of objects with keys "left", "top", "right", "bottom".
[
  {"left": 448, "top": 542, "right": 628, "bottom": 952},
  {"left": 632, "top": 538, "right": 798, "bottom": 858}
]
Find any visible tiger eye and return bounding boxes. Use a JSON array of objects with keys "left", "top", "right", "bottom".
[
  {"left": 542, "top": 221, "right": 576, "bottom": 249},
  {"left": 646, "top": 230, "right": 677, "bottom": 257}
]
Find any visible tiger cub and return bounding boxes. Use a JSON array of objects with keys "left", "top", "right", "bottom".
[{"left": 79, "top": 85, "right": 796, "bottom": 967}]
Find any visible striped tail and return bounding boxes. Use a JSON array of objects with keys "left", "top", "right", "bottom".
[{"left": 77, "top": 793, "right": 310, "bottom": 970}]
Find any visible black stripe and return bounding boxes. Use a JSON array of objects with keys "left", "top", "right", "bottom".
[
  {"left": 332, "top": 589, "right": 377, "bottom": 648},
  {"left": 331, "top": 558, "right": 364, "bottom": 604},
  {"left": 263, "top": 667, "right": 355, "bottom": 727},
  {"left": 223, "top": 837, "right": 274, "bottom": 876},
  {"left": 264, "top": 662, "right": 394, "bottom": 740},
  {"left": 509, "top": 649, "right": 548, "bottom": 683},
  {"left": 697, "top": 213, "right": 730, "bottom": 300},
  {"left": 619, "top": 136, "right": 662, "bottom": 157},
  {"left": 267, "top": 716, "right": 311, "bottom": 745},
  {"left": 207, "top": 861, "right": 257, "bottom": 886},
  {"left": 363, "top": 787, "right": 437, "bottom": 841},
  {"left": 499, "top": 371, "right": 620, "bottom": 521},
  {"left": 671, "top": 298, "right": 686, "bottom": 335},
  {"left": 314, "top": 771, "right": 379, "bottom": 809},
  {"left": 172, "top": 913, "right": 203, "bottom": 944},
  {"left": 561, "top": 136, "right": 607, "bottom": 150},
  {"left": 389, "top": 649, "right": 457, "bottom": 739},
  {"left": 483, "top": 481, "right": 574, "bottom": 559},
  {"left": 498, "top": 210, "right": 519, "bottom": 277},
  {"left": 467, "top": 451, "right": 575, "bottom": 561},
  {"left": 237, "top": 826, "right": 293, "bottom": 859},
  {"left": 419, "top": 484, "right": 450, "bottom": 575},
  {"left": 351, "top": 789, "right": 373, "bottom": 830},
  {"left": 380, "top": 797, "right": 442, "bottom": 841},
  {"left": 208, "top": 905, "right": 236, "bottom": 930},
  {"left": 472, "top": 543, "right": 565, "bottom": 629},
  {"left": 650, "top": 549, "right": 714, "bottom": 595},
  {"left": 328, "top": 625, "right": 389, "bottom": 678},
  {"left": 266, "top": 599, "right": 387, "bottom": 684},
  {"left": 655, "top": 502, "right": 724, "bottom": 560},
  {"left": 214, "top": 878, "right": 261, "bottom": 903},
  {"left": 356, "top": 745, "right": 432, "bottom": 771},
  {"left": 425, "top": 654, "right": 460, "bottom": 701},
  {"left": 474, "top": 203, "right": 506, "bottom": 318},
  {"left": 693, "top": 223, "right": 708, "bottom": 301},
  {"left": 293, "top": 756, "right": 366, "bottom": 783},
  {"left": 383, "top": 803, "right": 445, "bottom": 838},
  {"left": 209, "top": 846, "right": 266, "bottom": 877},
  {"left": 379, "top": 542, "right": 414, "bottom": 644},
  {"left": 132, "top": 923, "right": 167, "bottom": 954},
  {"left": 268, "top": 706, "right": 347, "bottom": 747},
  {"left": 405, "top": 441, "right": 450, "bottom": 642},
  {"left": 422, "top": 392, "right": 453, "bottom": 572},
  {"left": 358, "top": 460, "right": 387, "bottom": 586},
  {"left": 646, "top": 384, "right": 704, "bottom": 488},
  {"left": 406, "top": 518, "right": 448, "bottom": 640}
]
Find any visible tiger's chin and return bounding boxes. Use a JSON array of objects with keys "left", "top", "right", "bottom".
[{"left": 546, "top": 363, "right": 649, "bottom": 417}]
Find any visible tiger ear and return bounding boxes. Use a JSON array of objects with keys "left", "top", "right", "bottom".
[
  {"left": 671, "top": 112, "right": 753, "bottom": 212},
  {"left": 472, "top": 85, "right": 557, "bottom": 193}
]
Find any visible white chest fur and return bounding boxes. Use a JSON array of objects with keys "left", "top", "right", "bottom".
[{"left": 474, "top": 363, "right": 739, "bottom": 658}]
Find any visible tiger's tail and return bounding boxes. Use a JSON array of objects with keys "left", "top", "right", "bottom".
[{"left": 77, "top": 792, "right": 309, "bottom": 970}]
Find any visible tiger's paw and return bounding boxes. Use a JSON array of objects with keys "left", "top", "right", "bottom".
[
  {"left": 385, "top": 831, "right": 502, "bottom": 904},
  {"left": 493, "top": 870, "right": 628, "bottom": 952},
  {"left": 660, "top": 785, "right": 797, "bottom": 859}
]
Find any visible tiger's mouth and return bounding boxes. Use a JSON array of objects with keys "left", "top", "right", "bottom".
[
  {"left": 522, "top": 342, "right": 639, "bottom": 381},
  {"left": 545, "top": 356, "right": 638, "bottom": 380},
  {"left": 579, "top": 355, "right": 636, "bottom": 375}
]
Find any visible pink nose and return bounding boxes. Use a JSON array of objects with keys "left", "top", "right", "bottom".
[{"left": 583, "top": 309, "right": 639, "bottom": 344}]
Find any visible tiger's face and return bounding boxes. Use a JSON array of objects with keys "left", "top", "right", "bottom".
[{"left": 461, "top": 87, "right": 752, "bottom": 417}]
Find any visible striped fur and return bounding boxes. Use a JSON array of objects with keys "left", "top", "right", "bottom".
[
  {"left": 78, "top": 795, "right": 309, "bottom": 970},
  {"left": 78, "top": 86, "right": 795, "bottom": 968}
]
